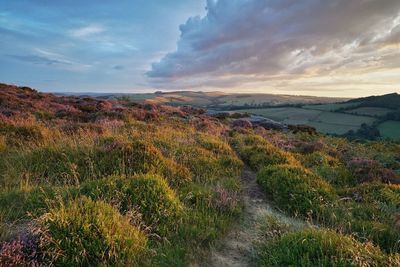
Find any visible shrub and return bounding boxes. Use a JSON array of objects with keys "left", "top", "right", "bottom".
[
  {"left": 79, "top": 175, "right": 126, "bottom": 206},
  {"left": 0, "top": 187, "right": 57, "bottom": 222},
  {"left": 175, "top": 146, "right": 240, "bottom": 183},
  {"left": 296, "top": 151, "right": 355, "bottom": 186},
  {"left": 4, "top": 139, "right": 192, "bottom": 187},
  {"left": 0, "top": 137, "right": 6, "bottom": 153},
  {"left": 349, "top": 220, "right": 400, "bottom": 253},
  {"left": 0, "top": 232, "right": 40, "bottom": 266},
  {"left": 0, "top": 123, "right": 45, "bottom": 142},
  {"left": 347, "top": 158, "right": 400, "bottom": 184},
  {"left": 232, "top": 134, "right": 296, "bottom": 171},
  {"left": 94, "top": 138, "right": 192, "bottom": 187},
  {"left": 257, "top": 229, "right": 387, "bottom": 267},
  {"left": 80, "top": 174, "right": 184, "bottom": 236},
  {"left": 257, "top": 164, "right": 337, "bottom": 218},
  {"left": 11, "top": 145, "right": 87, "bottom": 186},
  {"left": 38, "top": 197, "right": 147, "bottom": 266},
  {"left": 34, "top": 111, "right": 54, "bottom": 121},
  {"left": 343, "top": 182, "right": 400, "bottom": 209},
  {"left": 123, "top": 174, "right": 184, "bottom": 235}
]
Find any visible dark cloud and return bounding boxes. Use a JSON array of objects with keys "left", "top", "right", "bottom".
[{"left": 148, "top": 0, "right": 400, "bottom": 90}]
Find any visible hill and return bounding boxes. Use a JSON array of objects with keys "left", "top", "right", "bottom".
[
  {"left": 71, "top": 90, "right": 347, "bottom": 109},
  {"left": 348, "top": 93, "right": 400, "bottom": 109},
  {"left": 0, "top": 83, "right": 400, "bottom": 266},
  {"left": 224, "top": 92, "right": 400, "bottom": 140}
]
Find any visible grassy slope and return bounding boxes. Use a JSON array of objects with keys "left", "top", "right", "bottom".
[
  {"left": 231, "top": 131, "right": 400, "bottom": 266},
  {"left": 1, "top": 84, "right": 399, "bottom": 266},
  {"left": 0, "top": 84, "right": 243, "bottom": 266}
]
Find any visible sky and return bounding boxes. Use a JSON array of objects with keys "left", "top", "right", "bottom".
[{"left": 0, "top": 0, "right": 399, "bottom": 97}]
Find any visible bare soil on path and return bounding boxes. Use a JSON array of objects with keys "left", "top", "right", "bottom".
[{"left": 197, "top": 167, "right": 304, "bottom": 267}]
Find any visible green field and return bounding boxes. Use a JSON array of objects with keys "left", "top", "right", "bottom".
[
  {"left": 302, "top": 102, "right": 359, "bottom": 111},
  {"left": 104, "top": 92, "right": 347, "bottom": 109},
  {"left": 345, "top": 107, "right": 393, "bottom": 117},
  {"left": 230, "top": 107, "right": 377, "bottom": 135},
  {"left": 378, "top": 121, "right": 400, "bottom": 140}
]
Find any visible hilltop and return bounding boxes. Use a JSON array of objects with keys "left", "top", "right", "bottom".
[
  {"left": 72, "top": 90, "right": 347, "bottom": 109},
  {"left": 348, "top": 93, "right": 400, "bottom": 109},
  {"left": 0, "top": 83, "right": 400, "bottom": 266}
]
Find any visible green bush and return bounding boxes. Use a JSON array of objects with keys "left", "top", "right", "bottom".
[
  {"left": 349, "top": 220, "right": 400, "bottom": 253},
  {"left": 123, "top": 174, "right": 184, "bottom": 235},
  {"left": 94, "top": 138, "right": 192, "bottom": 187},
  {"left": 80, "top": 174, "right": 184, "bottom": 236},
  {"left": 343, "top": 183, "right": 400, "bottom": 209},
  {"left": 0, "top": 187, "right": 57, "bottom": 222},
  {"left": 175, "top": 145, "right": 242, "bottom": 183},
  {"left": 232, "top": 134, "right": 296, "bottom": 171},
  {"left": 2, "top": 139, "right": 192, "bottom": 187},
  {"left": 257, "top": 164, "right": 337, "bottom": 218},
  {"left": 39, "top": 197, "right": 147, "bottom": 266},
  {"left": 0, "top": 145, "right": 90, "bottom": 186},
  {"left": 296, "top": 151, "right": 355, "bottom": 187},
  {"left": 257, "top": 229, "right": 388, "bottom": 267},
  {"left": 0, "top": 123, "right": 45, "bottom": 142}
]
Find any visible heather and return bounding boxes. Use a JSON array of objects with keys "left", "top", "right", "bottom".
[{"left": 0, "top": 84, "right": 399, "bottom": 266}]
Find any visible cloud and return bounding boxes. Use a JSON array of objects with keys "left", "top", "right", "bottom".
[
  {"left": 69, "top": 24, "right": 106, "bottom": 38},
  {"left": 7, "top": 54, "right": 70, "bottom": 65},
  {"left": 147, "top": 0, "right": 400, "bottom": 91},
  {"left": 7, "top": 49, "right": 92, "bottom": 72}
]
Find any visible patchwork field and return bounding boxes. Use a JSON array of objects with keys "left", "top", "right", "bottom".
[
  {"left": 226, "top": 107, "right": 377, "bottom": 135},
  {"left": 302, "top": 102, "right": 359, "bottom": 111},
  {"left": 378, "top": 121, "right": 400, "bottom": 140},
  {"left": 345, "top": 107, "right": 393, "bottom": 117},
  {"left": 96, "top": 91, "right": 346, "bottom": 109}
]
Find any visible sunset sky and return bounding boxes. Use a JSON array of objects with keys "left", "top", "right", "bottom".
[{"left": 1, "top": 0, "right": 399, "bottom": 97}]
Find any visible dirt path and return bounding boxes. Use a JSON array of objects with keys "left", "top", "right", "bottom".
[{"left": 199, "top": 167, "right": 303, "bottom": 267}]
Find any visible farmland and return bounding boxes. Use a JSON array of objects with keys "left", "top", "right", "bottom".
[
  {"left": 345, "top": 107, "right": 393, "bottom": 117},
  {"left": 224, "top": 107, "right": 377, "bottom": 135},
  {"left": 95, "top": 91, "right": 346, "bottom": 109},
  {"left": 378, "top": 121, "right": 400, "bottom": 140},
  {"left": 302, "top": 102, "right": 358, "bottom": 111}
]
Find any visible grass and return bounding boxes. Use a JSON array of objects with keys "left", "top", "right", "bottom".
[
  {"left": 378, "top": 121, "right": 400, "bottom": 141},
  {"left": 257, "top": 164, "right": 337, "bottom": 218},
  {"left": 1, "top": 86, "right": 399, "bottom": 265},
  {"left": 257, "top": 228, "right": 389, "bottom": 267},
  {"left": 231, "top": 131, "right": 400, "bottom": 255},
  {"left": 0, "top": 112, "right": 244, "bottom": 265},
  {"left": 231, "top": 133, "right": 297, "bottom": 171},
  {"left": 39, "top": 197, "right": 147, "bottom": 266}
]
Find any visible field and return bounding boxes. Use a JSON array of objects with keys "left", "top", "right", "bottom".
[
  {"left": 227, "top": 107, "right": 377, "bottom": 135},
  {"left": 95, "top": 91, "right": 347, "bottom": 109},
  {"left": 302, "top": 102, "right": 358, "bottom": 111},
  {"left": 345, "top": 107, "right": 393, "bottom": 117},
  {"left": 378, "top": 121, "right": 400, "bottom": 140}
]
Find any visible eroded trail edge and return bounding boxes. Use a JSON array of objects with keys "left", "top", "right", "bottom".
[{"left": 200, "top": 167, "right": 303, "bottom": 267}]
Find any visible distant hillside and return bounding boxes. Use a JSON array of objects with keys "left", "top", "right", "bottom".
[
  {"left": 77, "top": 90, "right": 348, "bottom": 110},
  {"left": 0, "top": 83, "right": 202, "bottom": 122},
  {"left": 347, "top": 93, "right": 400, "bottom": 109}
]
